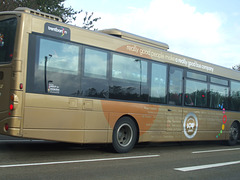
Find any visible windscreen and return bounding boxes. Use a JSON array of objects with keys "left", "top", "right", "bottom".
[{"left": 0, "top": 18, "right": 17, "bottom": 63}]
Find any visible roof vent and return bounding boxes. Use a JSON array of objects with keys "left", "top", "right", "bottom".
[
  {"left": 14, "top": 7, "right": 62, "bottom": 22},
  {"left": 100, "top": 28, "right": 169, "bottom": 50}
]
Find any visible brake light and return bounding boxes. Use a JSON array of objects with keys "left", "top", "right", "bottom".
[{"left": 9, "top": 104, "right": 13, "bottom": 111}]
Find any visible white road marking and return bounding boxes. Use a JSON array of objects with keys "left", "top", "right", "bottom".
[
  {"left": 192, "top": 147, "right": 240, "bottom": 154},
  {"left": 175, "top": 160, "right": 240, "bottom": 172},
  {"left": 0, "top": 154, "right": 160, "bottom": 168}
]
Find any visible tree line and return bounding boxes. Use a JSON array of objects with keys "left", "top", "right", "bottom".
[{"left": 0, "top": 0, "right": 100, "bottom": 30}]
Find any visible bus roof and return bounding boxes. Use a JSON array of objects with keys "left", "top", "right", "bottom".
[
  {"left": 100, "top": 28, "right": 169, "bottom": 51},
  {"left": 14, "top": 7, "right": 62, "bottom": 22}
]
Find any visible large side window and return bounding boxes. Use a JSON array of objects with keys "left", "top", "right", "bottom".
[
  {"left": 185, "top": 71, "right": 207, "bottom": 107},
  {"left": 84, "top": 48, "right": 107, "bottom": 79},
  {"left": 38, "top": 38, "right": 79, "bottom": 75},
  {"left": 231, "top": 81, "right": 240, "bottom": 111},
  {"left": 110, "top": 54, "right": 148, "bottom": 101},
  {"left": 210, "top": 84, "right": 229, "bottom": 109},
  {"left": 185, "top": 80, "right": 207, "bottom": 107},
  {"left": 168, "top": 66, "right": 183, "bottom": 105},
  {"left": 150, "top": 63, "right": 167, "bottom": 103},
  {"left": 210, "top": 76, "right": 229, "bottom": 109},
  {"left": 81, "top": 47, "right": 109, "bottom": 98},
  {"left": 112, "top": 54, "right": 147, "bottom": 82},
  {"left": 27, "top": 35, "right": 80, "bottom": 96}
]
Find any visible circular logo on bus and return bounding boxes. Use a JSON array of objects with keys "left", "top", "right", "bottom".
[{"left": 183, "top": 112, "right": 198, "bottom": 139}]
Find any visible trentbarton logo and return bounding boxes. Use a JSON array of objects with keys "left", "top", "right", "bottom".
[
  {"left": 44, "top": 23, "right": 70, "bottom": 40},
  {"left": 183, "top": 112, "right": 198, "bottom": 139}
]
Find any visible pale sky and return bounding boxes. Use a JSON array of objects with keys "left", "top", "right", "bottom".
[{"left": 64, "top": 0, "right": 240, "bottom": 69}]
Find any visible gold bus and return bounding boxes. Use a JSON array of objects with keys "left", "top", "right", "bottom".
[{"left": 0, "top": 8, "right": 239, "bottom": 153}]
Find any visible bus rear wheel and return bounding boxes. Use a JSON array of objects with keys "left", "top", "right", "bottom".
[
  {"left": 227, "top": 121, "right": 239, "bottom": 146},
  {"left": 112, "top": 117, "right": 138, "bottom": 153}
]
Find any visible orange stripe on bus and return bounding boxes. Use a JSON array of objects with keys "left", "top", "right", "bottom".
[{"left": 101, "top": 100, "right": 159, "bottom": 135}]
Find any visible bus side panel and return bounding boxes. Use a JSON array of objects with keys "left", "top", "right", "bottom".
[{"left": 23, "top": 93, "right": 110, "bottom": 143}]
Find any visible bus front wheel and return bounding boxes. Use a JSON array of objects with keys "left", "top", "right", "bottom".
[
  {"left": 227, "top": 121, "right": 239, "bottom": 146},
  {"left": 112, "top": 117, "right": 138, "bottom": 153}
]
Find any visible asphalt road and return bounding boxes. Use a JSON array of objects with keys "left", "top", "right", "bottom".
[{"left": 0, "top": 135, "right": 240, "bottom": 180}]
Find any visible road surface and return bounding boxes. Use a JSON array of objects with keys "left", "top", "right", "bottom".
[{"left": 0, "top": 136, "right": 239, "bottom": 180}]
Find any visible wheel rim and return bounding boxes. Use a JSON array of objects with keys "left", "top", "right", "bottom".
[
  {"left": 117, "top": 123, "right": 133, "bottom": 147},
  {"left": 230, "top": 124, "right": 239, "bottom": 141}
]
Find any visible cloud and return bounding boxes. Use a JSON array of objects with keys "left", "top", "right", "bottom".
[{"left": 74, "top": 0, "right": 238, "bottom": 68}]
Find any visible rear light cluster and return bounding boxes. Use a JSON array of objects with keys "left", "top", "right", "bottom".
[
  {"left": 9, "top": 94, "right": 15, "bottom": 116},
  {"left": 6, "top": 84, "right": 22, "bottom": 131},
  {"left": 10, "top": 94, "right": 14, "bottom": 111}
]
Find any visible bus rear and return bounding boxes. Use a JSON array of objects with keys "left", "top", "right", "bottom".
[{"left": 0, "top": 14, "right": 19, "bottom": 136}]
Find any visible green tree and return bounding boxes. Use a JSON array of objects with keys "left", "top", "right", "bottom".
[
  {"left": 0, "top": 0, "right": 100, "bottom": 30},
  {"left": 232, "top": 64, "right": 240, "bottom": 71}
]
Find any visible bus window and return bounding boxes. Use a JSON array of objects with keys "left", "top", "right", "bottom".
[
  {"left": 210, "top": 77, "right": 228, "bottom": 86},
  {"left": 112, "top": 54, "right": 147, "bottom": 82},
  {"left": 210, "top": 84, "right": 229, "bottom": 109},
  {"left": 27, "top": 35, "right": 80, "bottom": 96},
  {"left": 0, "top": 18, "right": 17, "bottom": 63},
  {"left": 84, "top": 48, "right": 108, "bottom": 79},
  {"left": 150, "top": 62, "right": 167, "bottom": 103},
  {"left": 185, "top": 79, "right": 207, "bottom": 107},
  {"left": 38, "top": 38, "right": 79, "bottom": 75},
  {"left": 81, "top": 48, "right": 109, "bottom": 98},
  {"left": 110, "top": 54, "right": 148, "bottom": 102},
  {"left": 168, "top": 66, "right": 183, "bottom": 105},
  {"left": 187, "top": 71, "right": 207, "bottom": 81},
  {"left": 231, "top": 81, "right": 240, "bottom": 111}
]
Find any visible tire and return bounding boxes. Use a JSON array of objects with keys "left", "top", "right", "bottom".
[
  {"left": 227, "top": 122, "right": 239, "bottom": 146},
  {"left": 112, "top": 117, "right": 138, "bottom": 153}
]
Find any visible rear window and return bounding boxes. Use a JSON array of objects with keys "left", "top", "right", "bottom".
[{"left": 0, "top": 18, "right": 17, "bottom": 63}]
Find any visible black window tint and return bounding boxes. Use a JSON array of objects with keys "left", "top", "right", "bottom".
[
  {"left": 81, "top": 78, "right": 109, "bottom": 98},
  {"left": 210, "top": 84, "right": 229, "bottom": 109},
  {"left": 187, "top": 71, "right": 207, "bottom": 81},
  {"left": 231, "top": 81, "right": 240, "bottom": 111},
  {"left": 110, "top": 54, "right": 148, "bottom": 102},
  {"left": 210, "top": 77, "right": 228, "bottom": 86},
  {"left": 84, "top": 48, "right": 108, "bottom": 79},
  {"left": 27, "top": 35, "right": 80, "bottom": 97},
  {"left": 185, "top": 80, "right": 207, "bottom": 107},
  {"left": 168, "top": 67, "right": 183, "bottom": 105},
  {"left": 150, "top": 63, "right": 167, "bottom": 103}
]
